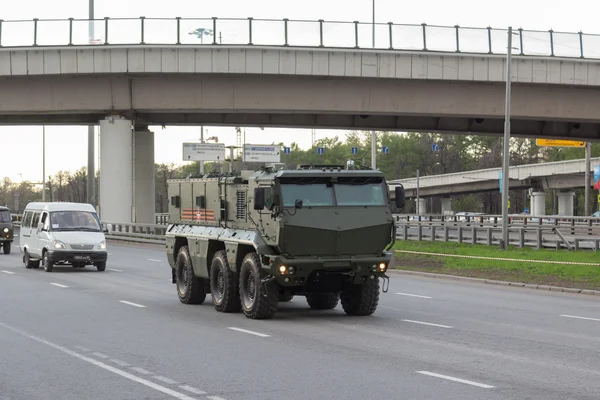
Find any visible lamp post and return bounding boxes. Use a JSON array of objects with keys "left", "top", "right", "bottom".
[
  {"left": 500, "top": 26, "right": 513, "bottom": 249},
  {"left": 87, "top": 0, "right": 96, "bottom": 207},
  {"left": 370, "top": 1, "right": 377, "bottom": 170},
  {"left": 42, "top": 126, "right": 46, "bottom": 201}
]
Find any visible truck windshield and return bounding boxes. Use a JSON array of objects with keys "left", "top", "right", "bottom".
[
  {"left": 280, "top": 181, "right": 386, "bottom": 207},
  {"left": 49, "top": 211, "right": 101, "bottom": 231},
  {"left": 0, "top": 210, "right": 10, "bottom": 223}
]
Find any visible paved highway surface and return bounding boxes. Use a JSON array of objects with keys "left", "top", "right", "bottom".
[{"left": 1, "top": 236, "right": 599, "bottom": 400}]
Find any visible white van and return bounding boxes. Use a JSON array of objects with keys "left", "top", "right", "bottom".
[{"left": 19, "top": 202, "right": 108, "bottom": 272}]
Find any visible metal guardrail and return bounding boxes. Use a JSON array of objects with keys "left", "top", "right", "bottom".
[{"left": 0, "top": 17, "right": 598, "bottom": 60}]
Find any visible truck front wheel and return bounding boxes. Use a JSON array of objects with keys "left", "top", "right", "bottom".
[
  {"left": 238, "top": 253, "right": 278, "bottom": 319},
  {"left": 2, "top": 242, "right": 11, "bottom": 254},
  {"left": 175, "top": 245, "right": 206, "bottom": 305},
  {"left": 210, "top": 250, "right": 241, "bottom": 313},
  {"left": 340, "top": 278, "right": 380, "bottom": 316}
]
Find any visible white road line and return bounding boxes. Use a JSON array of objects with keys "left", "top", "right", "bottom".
[
  {"left": 154, "top": 376, "right": 179, "bottom": 385},
  {"left": 416, "top": 371, "right": 495, "bottom": 389},
  {"left": 108, "top": 253, "right": 113, "bottom": 255},
  {"left": 107, "top": 268, "right": 123, "bottom": 272},
  {"left": 395, "top": 292, "right": 432, "bottom": 299},
  {"left": 130, "top": 367, "right": 153, "bottom": 375},
  {"left": 148, "top": 258, "right": 162, "bottom": 262},
  {"left": 0, "top": 321, "right": 199, "bottom": 400},
  {"left": 560, "top": 314, "right": 600, "bottom": 322},
  {"left": 74, "top": 345, "right": 91, "bottom": 352},
  {"left": 92, "top": 352, "right": 109, "bottom": 359},
  {"left": 207, "top": 397, "right": 227, "bottom": 400},
  {"left": 228, "top": 327, "right": 270, "bottom": 338},
  {"left": 50, "top": 283, "right": 68, "bottom": 288},
  {"left": 179, "top": 385, "right": 206, "bottom": 395},
  {"left": 110, "top": 359, "right": 130, "bottom": 367},
  {"left": 119, "top": 300, "right": 146, "bottom": 308},
  {"left": 1, "top": 270, "right": 16, "bottom": 274},
  {"left": 402, "top": 319, "right": 453, "bottom": 329}
]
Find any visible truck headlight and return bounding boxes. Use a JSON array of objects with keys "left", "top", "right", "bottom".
[
  {"left": 378, "top": 262, "right": 387, "bottom": 272},
  {"left": 278, "top": 265, "right": 295, "bottom": 275},
  {"left": 54, "top": 240, "right": 66, "bottom": 249},
  {"left": 97, "top": 241, "right": 106, "bottom": 250},
  {"left": 3, "top": 228, "right": 8, "bottom": 233}
]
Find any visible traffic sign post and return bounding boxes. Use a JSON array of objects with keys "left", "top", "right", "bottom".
[
  {"left": 243, "top": 144, "right": 281, "bottom": 163},
  {"left": 535, "top": 138, "right": 586, "bottom": 147},
  {"left": 182, "top": 142, "right": 225, "bottom": 161}
]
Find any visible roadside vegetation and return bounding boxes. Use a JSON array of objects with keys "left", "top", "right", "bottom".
[{"left": 392, "top": 241, "right": 600, "bottom": 290}]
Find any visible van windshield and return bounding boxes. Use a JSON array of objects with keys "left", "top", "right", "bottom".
[
  {"left": 0, "top": 210, "right": 10, "bottom": 223},
  {"left": 49, "top": 211, "right": 101, "bottom": 232}
]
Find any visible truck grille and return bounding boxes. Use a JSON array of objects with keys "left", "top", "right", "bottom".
[{"left": 70, "top": 244, "right": 95, "bottom": 250}]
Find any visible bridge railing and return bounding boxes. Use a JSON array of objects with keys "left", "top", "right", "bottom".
[{"left": 1, "top": 17, "right": 599, "bottom": 60}]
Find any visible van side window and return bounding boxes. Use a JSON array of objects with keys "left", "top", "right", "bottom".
[
  {"left": 41, "top": 212, "right": 49, "bottom": 230},
  {"left": 31, "top": 212, "right": 40, "bottom": 228},
  {"left": 23, "top": 212, "right": 33, "bottom": 228}
]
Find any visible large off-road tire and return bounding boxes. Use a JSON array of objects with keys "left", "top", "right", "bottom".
[
  {"left": 306, "top": 293, "right": 340, "bottom": 310},
  {"left": 42, "top": 251, "right": 54, "bottom": 273},
  {"left": 175, "top": 245, "right": 206, "bottom": 305},
  {"left": 3, "top": 242, "right": 11, "bottom": 254},
  {"left": 210, "top": 250, "right": 241, "bottom": 313},
  {"left": 278, "top": 293, "right": 294, "bottom": 302},
  {"left": 238, "top": 252, "right": 278, "bottom": 319},
  {"left": 23, "top": 250, "right": 39, "bottom": 269},
  {"left": 340, "top": 278, "right": 380, "bottom": 316}
]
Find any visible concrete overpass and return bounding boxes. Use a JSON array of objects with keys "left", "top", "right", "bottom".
[{"left": 2, "top": 16, "right": 600, "bottom": 223}]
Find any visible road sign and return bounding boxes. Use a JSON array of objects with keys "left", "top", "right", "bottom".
[
  {"left": 499, "top": 171, "right": 503, "bottom": 193},
  {"left": 182, "top": 142, "right": 225, "bottom": 161},
  {"left": 432, "top": 143, "right": 439, "bottom": 152},
  {"left": 351, "top": 147, "right": 358, "bottom": 155},
  {"left": 283, "top": 147, "right": 291, "bottom": 155},
  {"left": 594, "top": 165, "right": 600, "bottom": 183},
  {"left": 597, "top": 194, "right": 600, "bottom": 203},
  {"left": 524, "top": 207, "right": 530, "bottom": 214},
  {"left": 382, "top": 146, "right": 389, "bottom": 154},
  {"left": 317, "top": 147, "right": 325, "bottom": 155},
  {"left": 535, "top": 139, "right": 586, "bottom": 147},
  {"left": 243, "top": 144, "right": 281, "bottom": 163}
]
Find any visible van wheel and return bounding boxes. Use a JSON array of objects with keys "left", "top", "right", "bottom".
[
  {"left": 96, "top": 262, "right": 106, "bottom": 272},
  {"left": 24, "top": 251, "right": 39, "bottom": 269},
  {"left": 3, "top": 242, "right": 10, "bottom": 254},
  {"left": 43, "top": 251, "right": 54, "bottom": 273}
]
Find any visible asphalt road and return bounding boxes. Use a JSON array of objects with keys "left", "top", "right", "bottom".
[{"left": 1, "top": 237, "right": 599, "bottom": 400}]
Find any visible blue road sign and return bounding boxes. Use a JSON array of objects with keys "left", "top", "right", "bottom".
[
  {"left": 432, "top": 143, "right": 439, "bottom": 152},
  {"left": 351, "top": 147, "right": 358, "bottom": 155},
  {"left": 594, "top": 165, "right": 600, "bottom": 183},
  {"left": 317, "top": 147, "right": 325, "bottom": 155},
  {"left": 382, "top": 146, "right": 389, "bottom": 154},
  {"left": 283, "top": 147, "right": 291, "bottom": 154},
  {"left": 524, "top": 207, "right": 530, "bottom": 214},
  {"left": 499, "top": 171, "right": 503, "bottom": 193}
]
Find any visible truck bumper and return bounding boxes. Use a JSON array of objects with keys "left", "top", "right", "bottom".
[{"left": 47, "top": 250, "right": 108, "bottom": 264}]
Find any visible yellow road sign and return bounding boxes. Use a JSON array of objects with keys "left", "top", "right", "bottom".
[
  {"left": 536, "top": 139, "right": 586, "bottom": 147},
  {"left": 597, "top": 194, "right": 600, "bottom": 203}
]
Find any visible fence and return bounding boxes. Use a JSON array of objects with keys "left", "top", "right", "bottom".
[{"left": 1, "top": 17, "right": 600, "bottom": 59}]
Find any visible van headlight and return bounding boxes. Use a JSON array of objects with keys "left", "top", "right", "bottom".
[
  {"left": 53, "top": 240, "right": 66, "bottom": 249},
  {"left": 97, "top": 241, "right": 106, "bottom": 250}
]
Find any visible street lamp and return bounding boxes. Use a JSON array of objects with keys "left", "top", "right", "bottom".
[
  {"left": 189, "top": 28, "right": 214, "bottom": 44},
  {"left": 370, "top": 0, "right": 376, "bottom": 169},
  {"left": 500, "top": 26, "right": 513, "bottom": 249},
  {"left": 42, "top": 126, "right": 46, "bottom": 201}
]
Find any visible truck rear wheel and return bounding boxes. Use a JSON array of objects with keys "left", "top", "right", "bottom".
[
  {"left": 175, "top": 245, "right": 206, "bottom": 305},
  {"left": 340, "top": 278, "right": 380, "bottom": 316},
  {"left": 210, "top": 250, "right": 241, "bottom": 313},
  {"left": 306, "top": 293, "right": 339, "bottom": 310},
  {"left": 3, "top": 242, "right": 11, "bottom": 254},
  {"left": 239, "top": 253, "right": 278, "bottom": 319}
]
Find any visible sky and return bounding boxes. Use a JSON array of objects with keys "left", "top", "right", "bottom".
[{"left": 1, "top": 0, "right": 597, "bottom": 182}]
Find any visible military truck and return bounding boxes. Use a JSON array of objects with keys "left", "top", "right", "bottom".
[
  {"left": 165, "top": 162, "right": 405, "bottom": 320},
  {"left": 0, "top": 206, "right": 14, "bottom": 254}
]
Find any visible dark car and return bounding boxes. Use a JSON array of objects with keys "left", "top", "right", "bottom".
[{"left": 0, "top": 206, "right": 14, "bottom": 254}]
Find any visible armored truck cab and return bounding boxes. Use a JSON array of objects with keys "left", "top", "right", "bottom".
[{"left": 165, "top": 163, "right": 405, "bottom": 319}]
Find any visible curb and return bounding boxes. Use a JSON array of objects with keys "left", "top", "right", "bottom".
[{"left": 387, "top": 269, "right": 600, "bottom": 297}]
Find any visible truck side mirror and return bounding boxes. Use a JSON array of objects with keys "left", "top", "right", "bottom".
[
  {"left": 254, "top": 188, "right": 265, "bottom": 210},
  {"left": 394, "top": 185, "right": 406, "bottom": 209},
  {"left": 294, "top": 199, "right": 303, "bottom": 209}
]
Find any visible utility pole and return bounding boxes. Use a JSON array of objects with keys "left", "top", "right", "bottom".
[
  {"left": 416, "top": 169, "right": 420, "bottom": 214},
  {"left": 87, "top": 0, "right": 96, "bottom": 207},
  {"left": 42, "top": 126, "right": 46, "bottom": 201},
  {"left": 585, "top": 141, "right": 591, "bottom": 216},
  {"left": 370, "top": 0, "right": 377, "bottom": 170},
  {"left": 199, "top": 126, "right": 205, "bottom": 175},
  {"left": 501, "top": 26, "right": 513, "bottom": 249}
]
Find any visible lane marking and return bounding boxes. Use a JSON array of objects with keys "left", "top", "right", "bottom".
[
  {"left": 207, "top": 397, "right": 227, "bottom": 400},
  {"left": 560, "top": 314, "right": 600, "bottom": 322},
  {"left": 0, "top": 321, "right": 199, "bottom": 400},
  {"left": 119, "top": 300, "right": 146, "bottom": 308},
  {"left": 1, "top": 270, "right": 16, "bottom": 275},
  {"left": 395, "top": 292, "right": 432, "bottom": 299},
  {"left": 131, "top": 367, "right": 153, "bottom": 375},
  {"left": 92, "top": 352, "right": 109, "bottom": 359},
  {"left": 110, "top": 359, "right": 130, "bottom": 367},
  {"left": 74, "top": 345, "right": 91, "bottom": 352},
  {"left": 154, "top": 376, "right": 179, "bottom": 385},
  {"left": 228, "top": 327, "right": 270, "bottom": 338},
  {"left": 179, "top": 385, "right": 206, "bottom": 395},
  {"left": 107, "top": 268, "right": 123, "bottom": 272},
  {"left": 50, "top": 283, "right": 68, "bottom": 288},
  {"left": 402, "top": 319, "right": 453, "bottom": 329},
  {"left": 148, "top": 258, "right": 162, "bottom": 262},
  {"left": 416, "top": 371, "right": 495, "bottom": 389}
]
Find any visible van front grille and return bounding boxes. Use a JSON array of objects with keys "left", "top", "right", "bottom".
[{"left": 70, "top": 244, "right": 95, "bottom": 250}]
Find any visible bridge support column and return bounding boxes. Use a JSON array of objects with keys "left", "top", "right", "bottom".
[
  {"left": 134, "top": 127, "right": 156, "bottom": 224},
  {"left": 530, "top": 191, "right": 546, "bottom": 216},
  {"left": 557, "top": 191, "right": 575, "bottom": 216},
  {"left": 441, "top": 197, "right": 452, "bottom": 215},
  {"left": 99, "top": 116, "right": 134, "bottom": 223},
  {"left": 416, "top": 198, "right": 427, "bottom": 215}
]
